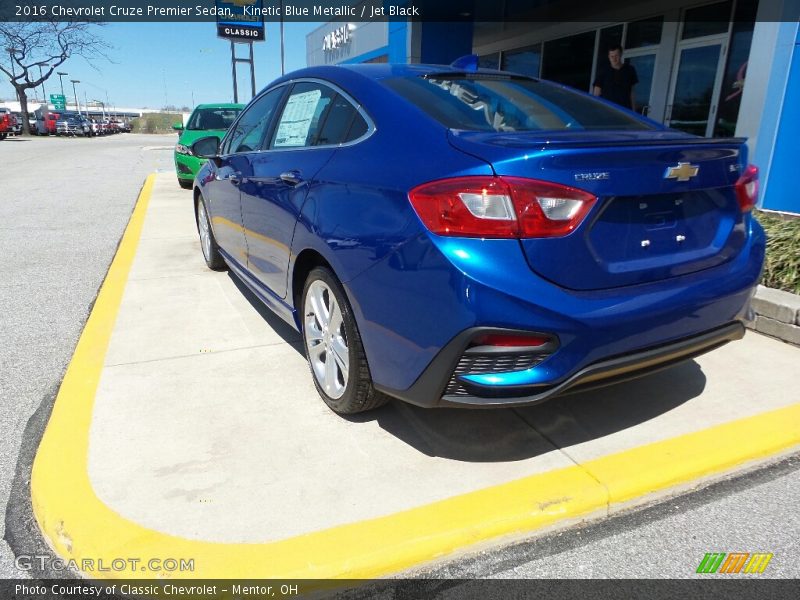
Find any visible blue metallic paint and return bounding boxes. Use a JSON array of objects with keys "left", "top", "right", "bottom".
[{"left": 196, "top": 63, "right": 765, "bottom": 408}]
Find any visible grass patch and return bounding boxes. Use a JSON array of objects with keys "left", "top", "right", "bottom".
[
  {"left": 130, "top": 112, "right": 182, "bottom": 134},
  {"left": 755, "top": 210, "right": 800, "bottom": 295}
]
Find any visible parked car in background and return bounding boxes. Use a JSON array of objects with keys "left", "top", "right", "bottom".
[
  {"left": 10, "top": 113, "right": 23, "bottom": 135},
  {"left": 35, "top": 109, "right": 60, "bottom": 136},
  {"left": 174, "top": 103, "right": 244, "bottom": 189},
  {"left": 0, "top": 108, "right": 12, "bottom": 140},
  {"left": 56, "top": 113, "right": 91, "bottom": 137},
  {"left": 191, "top": 62, "right": 765, "bottom": 415}
]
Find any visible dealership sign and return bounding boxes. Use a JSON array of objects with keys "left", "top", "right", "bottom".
[
  {"left": 216, "top": 0, "right": 265, "bottom": 42},
  {"left": 322, "top": 25, "right": 351, "bottom": 52}
]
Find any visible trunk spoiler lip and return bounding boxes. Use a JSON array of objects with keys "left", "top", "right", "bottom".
[{"left": 448, "top": 129, "right": 747, "bottom": 149}]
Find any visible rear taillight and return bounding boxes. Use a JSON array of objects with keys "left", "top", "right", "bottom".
[
  {"left": 735, "top": 164, "right": 759, "bottom": 213},
  {"left": 408, "top": 176, "right": 597, "bottom": 238}
]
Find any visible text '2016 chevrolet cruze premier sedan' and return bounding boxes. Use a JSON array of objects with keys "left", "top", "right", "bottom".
[{"left": 190, "top": 61, "right": 764, "bottom": 415}]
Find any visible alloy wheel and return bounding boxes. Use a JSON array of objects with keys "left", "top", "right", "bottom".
[{"left": 304, "top": 280, "right": 350, "bottom": 399}]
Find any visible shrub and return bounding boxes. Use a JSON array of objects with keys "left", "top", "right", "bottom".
[
  {"left": 129, "top": 112, "right": 181, "bottom": 134},
  {"left": 755, "top": 210, "right": 800, "bottom": 295}
]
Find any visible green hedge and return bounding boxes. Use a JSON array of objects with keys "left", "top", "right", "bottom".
[
  {"left": 130, "top": 113, "right": 182, "bottom": 134},
  {"left": 755, "top": 210, "right": 800, "bottom": 295}
]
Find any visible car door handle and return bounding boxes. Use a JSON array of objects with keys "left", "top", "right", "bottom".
[
  {"left": 216, "top": 171, "right": 243, "bottom": 185},
  {"left": 280, "top": 170, "right": 303, "bottom": 186}
]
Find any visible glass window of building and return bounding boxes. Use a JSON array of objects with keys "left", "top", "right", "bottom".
[
  {"left": 502, "top": 45, "right": 541, "bottom": 77},
  {"left": 542, "top": 31, "right": 596, "bottom": 91},
  {"left": 595, "top": 24, "right": 623, "bottom": 88},
  {"left": 626, "top": 16, "right": 664, "bottom": 48},
  {"left": 682, "top": 1, "right": 733, "bottom": 39},
  {"left": 478, "top": 53, "right": 501, "bottom": 70},
  {"left": 626, "top": 54, "right": 656, "bottom": 115},
  {"left": 714, "top": 0, "right": 758, "bottom": 136}
]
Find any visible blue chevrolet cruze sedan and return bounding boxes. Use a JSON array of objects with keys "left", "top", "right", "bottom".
[{"left": 191, "top": 62, "right": 765, "bottom": 414}]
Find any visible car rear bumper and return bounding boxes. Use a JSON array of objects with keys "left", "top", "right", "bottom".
[
  {"left": 354, "top": 218, "right": 764, "bottom": 408},
  {"left": 378, "top": 321, "right": 744, "bottom": 408}
]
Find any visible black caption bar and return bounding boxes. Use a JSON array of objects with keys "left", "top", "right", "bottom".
[
  {"left": 1, "top": 0, "right": 798, "bottom": 22},
  {"left": 2, "top": 579, "right": 800, "bottom": 600}
]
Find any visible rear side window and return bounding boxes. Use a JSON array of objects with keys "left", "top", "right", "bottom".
[
  {"left": 314, "top": 94, "right": 369, "bottom": 145},
  {"left": 383, "top": 75, "right": 652, "bottom": 132}
]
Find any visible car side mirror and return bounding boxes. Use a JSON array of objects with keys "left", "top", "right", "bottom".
[
  {"left": 172, "top": 122, "right": 184, "bottom": 131},
  {"left": 192, "top": 136, "right": 220, "bottom": 159}
]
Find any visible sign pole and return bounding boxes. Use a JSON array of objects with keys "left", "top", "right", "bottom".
[
  {"left": 280, "top": 1, "right": 285, "bottom": 76},
  {"left": 230, "top": 40, "right": 239, "bottom": 103},
  {"left": 249, "top": 42, "right": 256, "bottom": 98}
]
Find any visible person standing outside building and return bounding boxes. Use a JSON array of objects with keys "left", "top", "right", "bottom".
[{"left": 593, "top": 44, "right": 638, "bottom": 112}]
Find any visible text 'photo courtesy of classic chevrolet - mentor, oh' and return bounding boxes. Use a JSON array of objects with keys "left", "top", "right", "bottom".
[{"left": 188, "top": 59, "right": 764, "bottom": 415}]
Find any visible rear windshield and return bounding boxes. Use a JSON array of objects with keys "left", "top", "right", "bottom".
[
  {"left": 187, "top": 107, "right": 242, "bottom": 130},
  {"left": 383, "top": 75, "right": 652, "bottom": 132}
]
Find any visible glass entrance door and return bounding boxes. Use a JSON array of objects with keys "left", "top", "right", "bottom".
[
  {"left": 625, "top": 52, "right": 657, "bottom": 116},
  {"left": 665, "top": 38, "right": 726, "bottom": 137}
]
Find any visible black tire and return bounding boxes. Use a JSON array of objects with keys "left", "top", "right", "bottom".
[
  {"left": 301, "top": 267, "right": 390, "bottom": 414},
  {"left": 195, "top": 195, "right": 227, "bottom": 271},
  {"left": 178, "top": 178, "right": 193, "bottom": 190}
]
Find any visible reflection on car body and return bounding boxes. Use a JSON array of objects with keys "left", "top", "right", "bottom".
[{"left": 191, "top": 61, "right": 764, "bottom": 415}]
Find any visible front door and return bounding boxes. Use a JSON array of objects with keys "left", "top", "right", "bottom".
[{"left": 665, "top": 36, "right": 727, "bottom": 137}]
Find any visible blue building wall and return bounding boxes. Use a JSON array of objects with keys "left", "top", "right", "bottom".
[
  {"left": 418, "top": 22, "right": 473, "bottom": 64},
  {"left": 760, "top": 22, "right": 800, "bottom": 213},
  {"left": 388, "top": 20, "right": 408, "bottom": 63}
]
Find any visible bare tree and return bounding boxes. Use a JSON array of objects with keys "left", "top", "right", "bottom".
[{"left": 0, "top": 22, "right": 110, "bottom": 134}]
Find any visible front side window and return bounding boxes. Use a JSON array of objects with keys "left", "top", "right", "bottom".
[
  {"left": 384, "top": 75, "right": 653, "bottom": 132},
  {"left": 224, "top": 89, "right": 284, "bottom": 154},
  {"left": 187, "top": 107, "right": 242, "bottom": 131}
]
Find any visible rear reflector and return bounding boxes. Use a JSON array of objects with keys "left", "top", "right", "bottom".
[
  {"left": 470, "top": 333, "right": 550, "bottom": 348},
  {"left": 409, "top": 176, "right": 597, "bottom": 238},
  {"left": 735, "top": 164, "right": 759, "bottom": 213}
]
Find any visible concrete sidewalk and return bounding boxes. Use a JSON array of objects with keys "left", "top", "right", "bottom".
[{"left": 31, "top": 173, "right": 800, "bottom": 580}]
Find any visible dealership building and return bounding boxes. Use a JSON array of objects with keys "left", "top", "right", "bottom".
[{"left": 306, "top": 0, "right": 799, "bottom": 215}]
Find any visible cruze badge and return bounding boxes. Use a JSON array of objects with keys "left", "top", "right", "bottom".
[
  {"left": 664, "top": 162, "right": 700, "bottom": 182},
  {"left": 574, "top": 172, "right": 610, "bottom": 182}
]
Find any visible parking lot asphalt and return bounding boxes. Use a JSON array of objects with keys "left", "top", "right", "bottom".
[
  {"left": 27, "top": 172, "right": 800, "bottom": 582},
  {"left": 0, "top": 135, "right": 173, "bottom": 578}
]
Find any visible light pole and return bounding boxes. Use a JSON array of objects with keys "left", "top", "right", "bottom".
[
  {"left": 93, "top": 99, "right": 106, "bottom": 120},
  {"left": 184, "top": 81, "right": 195, "bottom": 107},
  {"left": 70, "top": 79, "right": 80, "bottom": 115},
  {"left": 57, "top": 72, "right": 68, "bottom": 97},
  {"left": 38, "top": 64, "right": 49, "bottom": 103}
]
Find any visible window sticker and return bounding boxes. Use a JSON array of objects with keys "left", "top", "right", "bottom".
[{"left": 274, "top": 89, "right": 322, "bottom": 147}]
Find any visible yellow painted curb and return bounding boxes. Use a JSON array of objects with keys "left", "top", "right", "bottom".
[{"left": 30, "top": 173, "right": 800, "bottom": 583}]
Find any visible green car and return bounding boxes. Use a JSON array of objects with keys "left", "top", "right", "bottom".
[{"left": 174, "top": 103, "right": 244, "bottom": 189}]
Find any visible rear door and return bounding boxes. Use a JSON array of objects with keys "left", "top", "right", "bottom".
[{"left": 239, "top": 81, "right": 359, "bottom": 298}]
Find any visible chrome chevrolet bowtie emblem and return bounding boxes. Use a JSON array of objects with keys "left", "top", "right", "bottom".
[{"left": 664, "top": 162, "right": 700, "bottom": 182}]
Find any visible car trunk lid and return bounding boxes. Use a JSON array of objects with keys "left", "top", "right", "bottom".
[{"left": 448, "top": 130, "right": 748, "bottom": 291}]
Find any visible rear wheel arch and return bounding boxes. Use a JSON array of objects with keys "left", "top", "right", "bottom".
[{"left": 292, "top": 249, "right": 333, "bottom": 312}]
